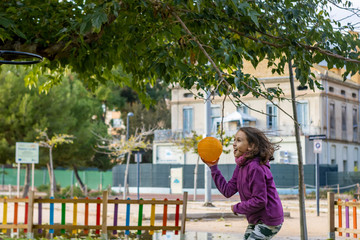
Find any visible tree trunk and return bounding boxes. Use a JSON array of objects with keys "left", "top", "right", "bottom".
[
  {"left": 22, "top": 164, "right": 31, "bottom": 198},
  {"left": 2, "top": 164, "right": 5, "bottom": 186},
  {"left": 46, "top": 163, "right": 58, "bottom": 195},
  {"left": 46, "top": 163, "right": 52, "bottom": 184},
  {"left": 289, "top": 59, "right": 308, "bottom": 240},
  {"left": 48, "top": 147, "right": 56, "bottom": 197},
  {"left": 73, "top": 164, "right": 86, "bottom": 192},
  {"left": 193, "top": 156, "right": 199, "bottom": 201},
  {"left": 123, "top": 152, "right": 131, "bottom": 200}
]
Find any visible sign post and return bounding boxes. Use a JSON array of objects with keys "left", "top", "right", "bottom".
[
  {"left": 15, "top": 142, "right": 39, "bottom": 197},
  {"left": 135, "top": 152, "right": 142, "bottom": 200},
  {"left": 313, "top": 139, "right": 322, "bottom": 216},
  {"left": 309, "top": 135, "right": 326, "bottom": 217}
]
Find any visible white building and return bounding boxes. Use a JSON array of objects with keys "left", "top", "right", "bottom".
[{"left": 153, "top": 62, "right": 360, "bottom": 172}]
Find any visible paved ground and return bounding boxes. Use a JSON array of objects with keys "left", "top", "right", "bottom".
[
  {"left": 122, "top": 193, "right": 331, "bottom": 239},
  {"left": 0, "top": 192, "right": 345, "bottom": 239}
]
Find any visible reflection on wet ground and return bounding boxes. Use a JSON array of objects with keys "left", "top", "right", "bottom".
[{"left": 150, "top": 231, "right": 328, "bottom": 240}]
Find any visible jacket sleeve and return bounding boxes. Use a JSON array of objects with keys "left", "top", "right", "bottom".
[
  {"left": 233, "top": 166, "right": 267, "bottom": 215},
  {"left": 210, "top": 165, "right": 238, "bottom": 198}
]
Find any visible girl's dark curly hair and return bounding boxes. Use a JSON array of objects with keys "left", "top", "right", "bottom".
[{"left": 239, "top": 127, "right": 279, "bottom": 164}]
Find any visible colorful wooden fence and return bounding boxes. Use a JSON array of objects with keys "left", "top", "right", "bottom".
[
  {"left": 0, "top": 191, "right": 188, "bottom": 239},
  {"left": 328, "top": 192, "right": 360, "bottom": 239}
]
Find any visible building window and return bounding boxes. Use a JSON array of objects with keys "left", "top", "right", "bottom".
[
  {"left": 343, "top": 160, "right": 348, "bottom": 172},
  {"left": 341, "top": 90, "right": 346, "bottom": 96},
  {"left": 266, "top": 103, "right": 278, "bottom": 132},
  {"left": 330, "top": 103, "right": 335, "bottom": 138},
  {"left": 183, "top": 107, "right": 193, "bottom": 135},
  {"left": 112, "top": 118, "right": 122, "bottom": 128},
  {"left": 183, "top": 93, "right": 193, "bottom": 98},
  {"left": 329, "top": 86, "right": 334, "bottom": 92},
  {"left": 297, "top": 85, "right": 308, "bottom": 91},
  {"left": 330, "top": 145, "right": 336, "bottom": 165},
  {"left": 211, "top": 105, "right": 221, "bottom": 132},
  {"left": 342, "top": 105, "right": 347, "bottom": 139},
  {"left": 343, "top": 146, "right": 348, "bottom": 172},
  {"left": 296, "top": 101, "right": 309, "bottom": 133},
  {"left": 352, "top": 93, "right": 357, "bottom": 98},
  {"left": 354, "top": 148, "right": 359, "bottom": 171},
  {"left": 237, "top": 104, "right": 248, "bottom": 114},
  {"left": 267, "top": 87, "right": 277, "bottom": 92},
  {"left": 353, "top": 108, "right": 358, "bottom": 142}
]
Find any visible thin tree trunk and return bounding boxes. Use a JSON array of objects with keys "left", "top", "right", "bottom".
[
  {"left": 2, "top": 164, "right": 5, "bottom": 186},
  {"left": 46, "top": 162, "right": 58, "bottom": 196},
  {"left": 193, "top": 156, "right": 199, "bottom": 201},
  {"left": 48, "top": 147, "right": 56, "bottom": 197},
  {"left": 47, "top": 163, "right": 51, "bottom": 185},
  {"left": 123, "top": 152, "right": 131, "bottom": 200},
  {"left": 22, "top": 164, "right": 30, "bottom": 198},
  {"left": 289, "top": 59, "right": 308, "bottom": 240},
  {"left": 73, "top": 164, "right": 86, "bottom": 192}
]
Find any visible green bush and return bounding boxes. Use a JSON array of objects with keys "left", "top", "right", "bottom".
[
  {"left": 36, "top": 184, "right": 49, "bottom": 192},
  {"left": 88, "top": 191, "right": 102, "bottom": 198},
  {"left": 57, "top": 186, "right": 85, "bottom": 198},
  {"left": 36, "top": 183, "right": 62, "bottom": 197},
  {"left": 306, "top": 189, "right": 332, "bottom": 199}
]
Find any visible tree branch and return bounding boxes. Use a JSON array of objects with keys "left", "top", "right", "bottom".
[
  {"left": 169, "top": 7, "right": 233, "bottom": 99},
  {"left": 228, "top": 28, "right": 288, "bottom": 49},
  {"left": 229, "top": 27, "right": 360, "bottom": 64}
]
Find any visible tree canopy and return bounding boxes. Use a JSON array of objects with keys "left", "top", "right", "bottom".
[
  {"left": 0, "top": 65, "right": 107, "bottom": 167},
  {"left": 1, "top": 0, "right": 360, "bottom": 103}
]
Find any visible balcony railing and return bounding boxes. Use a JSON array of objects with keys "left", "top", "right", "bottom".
[
  {"left": 154, "top": 129, "right": 204, "bottom": 142},
  {"left": 154, "top": 129, "right": 239, "bottom": 142}
]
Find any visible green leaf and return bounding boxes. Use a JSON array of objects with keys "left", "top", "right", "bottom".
[
  {"left": 0, "top": 16, "right": 13, "bottom": 28},
  {"left": 248, "top": 11, "right": 260, "bottom": 28},
  {"left": 91, "top": 10, "right": 108, "bottom": 32},
  {"left": 80, "top": 20, "right": 92, "bottom": 35},
  {"left": 12, "top": 28, "right": 27, "bottom": 40},
  {"left": 177, "top": 62, "right": 189, "bottom": 72}
]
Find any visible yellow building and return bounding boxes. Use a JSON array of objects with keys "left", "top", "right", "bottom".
[{"left": 153, "top": 61, "right": 360, "bottom": 172}]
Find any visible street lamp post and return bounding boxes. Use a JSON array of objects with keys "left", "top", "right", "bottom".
[
  {"left": 123, "top": 112, "right": 134, "bottom": 199},
  {"left": 126, "top": 112, "right": 134, "bottom": 141},
  {"left": 136, "top": 152, "right": 141, "bottom": 200}
]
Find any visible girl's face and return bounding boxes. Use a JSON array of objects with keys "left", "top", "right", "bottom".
[{"left": 233, "top": 130, "right": 253, "bottom": 158}]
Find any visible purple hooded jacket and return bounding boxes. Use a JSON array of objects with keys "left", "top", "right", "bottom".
[{"left": 210, "top": 157, "right": 284, "bottom": 226}]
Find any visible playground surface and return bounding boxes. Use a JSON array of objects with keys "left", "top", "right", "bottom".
[
  {"left": 0, "top": 192, "right": 343, "bottom": 239},
  {"left": 125, "top": 193, "right": 330, "bottom": 239}
]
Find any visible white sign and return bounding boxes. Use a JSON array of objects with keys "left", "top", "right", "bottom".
[
  {"left": 170, "top": 167, "right": 183, "bottom": 194},
  {"left": 156, "top": 146, "right": 183, "bottom": 164},
  {"left": 313, "top": 139, "right": 322, "bottom": 154},
  {"left": 15, "top": 142, "right": 39, "bottom": 164}
]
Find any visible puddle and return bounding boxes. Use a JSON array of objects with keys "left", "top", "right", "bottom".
[
  {"left": 151, "top": 232, "right": 327, "bottom": 240},
  {"left": 152, "top": 232, "right": 241, "bottom": 239}
]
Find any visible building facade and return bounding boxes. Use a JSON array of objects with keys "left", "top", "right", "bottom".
[{"left": 153, "top": 61, "right": 360, "bottom": 172}]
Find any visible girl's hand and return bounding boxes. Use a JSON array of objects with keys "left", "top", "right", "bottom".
[
  {"left": 231, "top": 205, "right": 238, "bottom": 216},
  {"left": 202, "top": 158, "right": 219, "bottom": 167}
]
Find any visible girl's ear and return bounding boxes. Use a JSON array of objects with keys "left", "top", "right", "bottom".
[{"left": 248, "top": 144, "right": 255, "bottom": 151}]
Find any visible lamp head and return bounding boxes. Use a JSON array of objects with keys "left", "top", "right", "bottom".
[{"left": 127, "top": 112, "right": 134, "bottom": 117}]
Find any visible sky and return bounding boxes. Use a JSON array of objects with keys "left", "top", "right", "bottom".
[{"left": 328, "top": 0, "right": 360, "bottom": 29}]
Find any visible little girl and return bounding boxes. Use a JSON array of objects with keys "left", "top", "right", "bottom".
[{"left": 206, "top": 127, "right": 284, "bottom": 239}]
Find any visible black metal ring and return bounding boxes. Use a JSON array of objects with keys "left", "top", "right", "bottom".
[{"left": 0, "top": 50, "right": 43, "bottom": 65}]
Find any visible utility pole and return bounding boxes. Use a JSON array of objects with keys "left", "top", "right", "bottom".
[{"left": 204, "top": 90, "right": 214, "bottom": 207}]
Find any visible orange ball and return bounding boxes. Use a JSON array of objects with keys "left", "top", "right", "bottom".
[{"left": 197, "top": 137, "right": 223, "bottom": 163}]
